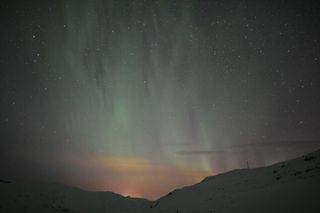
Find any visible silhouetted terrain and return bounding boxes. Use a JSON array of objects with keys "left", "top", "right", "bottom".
[{"left": 1, "top": 149, "right": 320, "bottom": 213}]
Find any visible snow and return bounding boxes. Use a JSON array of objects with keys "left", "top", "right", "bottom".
[
  {"left": 0, "top": 182, "right": 149, "bottom": 213},
  {"left": 1, "top": 149, "right": 320, "bottom": 212}
]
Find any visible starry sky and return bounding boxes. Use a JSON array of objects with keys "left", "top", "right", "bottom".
[{"left": 1, "top": 0, "right": 320, "bottom": 199}]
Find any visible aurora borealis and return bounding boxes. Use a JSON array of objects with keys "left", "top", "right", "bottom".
[{"left": 1, "top": 0, "right": 320, "bottom": 199}]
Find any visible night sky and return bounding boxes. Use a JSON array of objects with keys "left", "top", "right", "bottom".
[{"left": 1, "top": 0, "right": 320, "bottom": 199}]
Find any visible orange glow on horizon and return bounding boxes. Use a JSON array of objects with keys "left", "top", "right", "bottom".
[{"left": 58, "top": 153, "right": 214, "bottom": 199}]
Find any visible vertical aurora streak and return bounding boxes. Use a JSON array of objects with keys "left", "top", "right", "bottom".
[{"left": 44, "top": 0, "right": 216, "bottom": 198}]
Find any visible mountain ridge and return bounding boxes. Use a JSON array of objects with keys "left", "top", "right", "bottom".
[{"left": 1, "top": 149, "right": 320, "bottom": 212}]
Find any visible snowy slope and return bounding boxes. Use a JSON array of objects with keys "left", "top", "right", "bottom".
[
  {"left": 0, "top": 182, "right": 150, "bottom": 213},
  {"left": 1, "top": 149, "right": 320, "bottom": 213},
  {"left": 149, "top": 149, "right": 320, "bottom": 213}
]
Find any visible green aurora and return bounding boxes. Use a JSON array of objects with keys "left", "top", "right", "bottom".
[
  {"left": 2, "top": 0, "right": 320, "bottom": 199},
  {"left": 47, "top": 1, "right": 214, "bottom": 165}
]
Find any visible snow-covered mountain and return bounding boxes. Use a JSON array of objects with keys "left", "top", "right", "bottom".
[
  {"left": 0, "top": 182, "right": 150, "bottom": 213},
  {"left": 1, "top": 149, "right": 320, "bottom": 213},
  {"left": 149, "top": 149, "right": 320, "bottom": 213}
]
